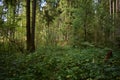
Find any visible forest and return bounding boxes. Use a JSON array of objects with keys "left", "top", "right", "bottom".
[{"left": 0, "top": 0, "right": 120, "bottom": 80}]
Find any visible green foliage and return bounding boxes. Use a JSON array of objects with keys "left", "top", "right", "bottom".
[
  {"left": 0, "top": 0, "right": 120, "bottom": 79},
  {"left": 1, "top": 47, "right": 120, "bottom": 80}
]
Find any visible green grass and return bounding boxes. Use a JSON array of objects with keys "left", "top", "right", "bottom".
[{"left": 0, "top": 47, "right": 120, "bottom": 80}]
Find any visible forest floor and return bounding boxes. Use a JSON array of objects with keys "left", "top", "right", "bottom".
[{"left": 0, "top": 47, "right": 120, "bottom": 80}]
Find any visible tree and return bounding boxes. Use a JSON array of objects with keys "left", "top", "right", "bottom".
[
  {"left": 26, "top": 0, "right": 36, "bottom": 52},
  {"left": 26, "top": 0, "right": 31, "bottom": 52},
  {"left": 31, "top": 0, "right": 36, "bottom": 52},
  {"left": 72, "top": 0, "right": 94, "bottom": 47}
]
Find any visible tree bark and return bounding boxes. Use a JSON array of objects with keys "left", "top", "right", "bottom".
[
  {"left": 26, "top": 0, "right": 31, "bottom": 51},
  {"left": 31, "top": 0, "right": 36, "bottom": 52}
]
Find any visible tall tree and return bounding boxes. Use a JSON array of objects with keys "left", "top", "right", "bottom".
[
  {"left": 26, "top": 0, "right": 31, "bottom": 52},
  {"left": 73, "top": 0, "right": 94, "bottom": 47},
  {"left": 31, "top": 0, "right": 36, "bottom": 52},
  {"left": 26, "top": 0, "right": 37, "bottom": 52}
]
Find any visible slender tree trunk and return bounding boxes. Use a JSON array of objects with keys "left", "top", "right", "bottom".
[
  {"left": 12, "top": 1, "right": 16, "bottom": 40},
  {"left": 31, "top": 0, "right": 36, "bottom": 52},
  {"left": 26, "top": 0, "right": 31, "bottom": 51},
  {"left": 109, "top": 0, "right": 112, "bottom": 15}
]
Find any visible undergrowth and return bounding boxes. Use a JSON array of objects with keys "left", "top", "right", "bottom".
[{"left": 0, "top": 47, "right": 120, "bottom": 80}]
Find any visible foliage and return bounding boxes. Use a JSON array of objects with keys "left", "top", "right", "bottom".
[
  {"left": 0, "top": 0, "right": 120, "bottom": 80},
  {"left": 1, "top": 47, "right": 120, "bottom": 80}
]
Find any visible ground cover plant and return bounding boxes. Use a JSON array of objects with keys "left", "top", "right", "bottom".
[{"left": 1, "top": 47, "right": 120, "bottom": 80}]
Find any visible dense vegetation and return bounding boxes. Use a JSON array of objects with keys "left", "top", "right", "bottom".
[
  {"left": 1, "top": 47, "right": 120, "bottom": 80},
  {"left": 0, "top": 0, "right": 120, "bottom": 80}
]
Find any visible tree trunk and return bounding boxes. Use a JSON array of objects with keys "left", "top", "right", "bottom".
[
  {"left": 31, "top": 0, "right": 36, "bottom": 52},
  {"left": 109, "top": 0, "right": 112, "bottom": 15},
  {"left": 26, "top": 0, "right": 31, "bottom": 51}
]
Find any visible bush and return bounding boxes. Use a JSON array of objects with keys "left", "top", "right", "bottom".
[{"left": 0, "top": 47, "right": 120, "bottom": 80}]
